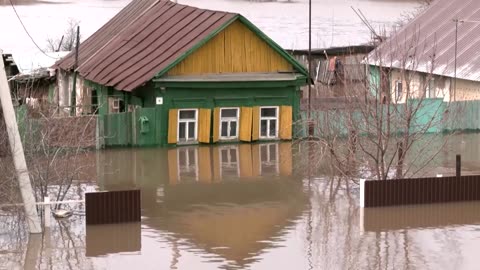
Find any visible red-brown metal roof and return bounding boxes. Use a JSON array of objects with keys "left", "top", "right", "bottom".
[
  {"left": 369, "top": 0, "right": 480, "bottom": 82},
  {"left": 55, "top": 0, "right": 237, "bottom": 91}
]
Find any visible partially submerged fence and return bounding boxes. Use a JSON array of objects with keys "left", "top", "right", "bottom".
[
  {"left": 85, "top": 190, "right": 141, "bottom": 225},
  {"left": 360, "top": 175, "right": 480, "bottom": 208}
]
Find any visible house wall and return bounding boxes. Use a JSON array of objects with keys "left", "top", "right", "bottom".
[
  {"left": 389, "top": 70, "right": 451, "bottom": 103},
  {"left": 167, "top": 20, "right": 293, "bottom": 76},
  {"left": 98, "top": 80, "right": 301, "bottom": 147},
  {"left": 455, "top": 78, "right": 480, "bottom": 101},
  {"left": 157, "top": 83, "right": 300, "bottom": 146}
]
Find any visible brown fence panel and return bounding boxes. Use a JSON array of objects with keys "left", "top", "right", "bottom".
[
  {"left": 363, "top": 176, "right": 480, "bottom": 208},
  {"left": 86, "top": 190, "right": 141, "bottom": 225}
]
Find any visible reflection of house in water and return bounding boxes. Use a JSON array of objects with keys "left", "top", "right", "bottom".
[
  {"left": 168, "top": 142, "right": 293, "bottom": 184},
  {"left": 97, "top": 143, "right": 305, "bottom": 268}
]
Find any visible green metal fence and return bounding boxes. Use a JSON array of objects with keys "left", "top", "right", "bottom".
[{"left": 101, "top": 107, "right": 162, "bottom": 147}]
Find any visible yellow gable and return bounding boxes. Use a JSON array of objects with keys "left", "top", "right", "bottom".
[{"left": 168, "top": 20, "right": 293, "bottom": 76}]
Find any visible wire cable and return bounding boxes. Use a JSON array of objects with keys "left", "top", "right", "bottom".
[{"left": 8, "top": 0, "right": 56, "bottom": 59}]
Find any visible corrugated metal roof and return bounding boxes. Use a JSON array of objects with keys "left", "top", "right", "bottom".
[
  {"left": 369, "top": 0, "right": 480, "bottom": 82},
  {"left": 55, "top": 0, "right": 237, "bottom": 91}
]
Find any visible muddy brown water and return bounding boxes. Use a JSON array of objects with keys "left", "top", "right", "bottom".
[{"left": 2, "top": 134, "right": 480, "bottom": 269}]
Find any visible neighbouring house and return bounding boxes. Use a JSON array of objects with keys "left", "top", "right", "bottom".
[
  {"left": 288, "top": 45, "right": 375, "bottom": 110},
  {"left": 54, "top": 0, "right": 308, "bottom": 147},
  {"left": 3, "top": 51, "right": 68, "bottom": 117},
  {"left": 368, "top": 0, "right": 480, "bottom": 104}
]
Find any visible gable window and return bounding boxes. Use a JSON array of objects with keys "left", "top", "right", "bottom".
[
  {"left": 259, "top": 143, "right": 279, "bottom": 175},
  {"left": 219, "top": 146, "right": 240, "bottom": 178},
  {"left": 220, "top": 108, "right": 239, "bottom": 140},
  {"left": 260, "top": 107, "right": 279, "bottom": 139},
  {"left": 394, "top": 80, "right": 403, "bottom": 101},
  {"left": 177, "top": 147, "right": 198, "bottom": 182},
  {"left": 178, "top": 109, "right": 198, "bottom": 143}
]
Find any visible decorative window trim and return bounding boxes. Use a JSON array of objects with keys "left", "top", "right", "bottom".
[
  {"left": 177, "top": 108, "right": 198, "bottom": 143},
  {"left": 219, "top": 107, "right": 240, "bottom": 140},
  {"left": 259, "top": 106, "right": 279, "bottom": 139}
]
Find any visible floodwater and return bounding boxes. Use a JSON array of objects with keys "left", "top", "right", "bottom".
[
  {"left": 3, "top": 135, "right": 480, "bottom": 269},
  {"left": 0, "top": 0, "right": 422, "bottom": 56}
]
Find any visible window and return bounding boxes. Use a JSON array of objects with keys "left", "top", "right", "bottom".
[
  {"left": 395, "top": 80, "right": 403, "bottom": 101},
  {"left": 220, "top": 108, "right": 239, "bottom": 140},
  {"left": 426, "top": 78, "right": 436, "bottom": 98},
  {"left": 259, "top": 107, "right": 279, "bottom": 139},
  {"left": 177, "top": 147, "right": 198, "bottom": 182},
  {"left": 259, "top": 143, "right": 279, "bottom": 175},
  {"left": 178, "top": 109, "right": 198, "bottom": 143},
  {"left": 219, "top": 146, "right": 240, "bottom": 178}
]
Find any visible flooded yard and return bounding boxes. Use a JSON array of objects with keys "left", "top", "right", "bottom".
[{"left": 2, "top": 134, "right": 480, "bottom": 269}]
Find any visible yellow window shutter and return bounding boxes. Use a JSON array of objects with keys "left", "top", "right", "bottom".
[
  {"left": 198, "top": 108, "right": 211, "bottom": 143},
  {"left": 280, "top": 106, "right": 293, "bottom": 140},
  {"left": 252, "top": 106, "right": 260, "bottom": 141},
  {"left": 168, "top": 109, "right": 178, "bottom": 144},
  {"left": 279, "top": 142, "right": 293, "bottom": 176},
  {"left": 198, "top": 147, "right": 212, "bottom": 183},
  {"left": 213, "top": 107, "right": 220, "bottom": 143},
  {"left": 239, "top": 107, "right": 252, "bottom": 142},
  {"left": 168, "top": 149, "right": 178, "bottom": 185}
]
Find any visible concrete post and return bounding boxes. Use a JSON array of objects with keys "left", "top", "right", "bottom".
[
  {"left": 44, "top": 197, "right": 51, "bottom": 228},
  {"left": 360, "top": 179, "right": 366, "bottom": 208},
  {"left": 0, "top": 49, "right": 42, "bottom": 234}
]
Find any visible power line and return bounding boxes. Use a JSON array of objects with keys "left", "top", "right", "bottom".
[{"left": 8, "top": 0, "right": 56, "bottom": 59}]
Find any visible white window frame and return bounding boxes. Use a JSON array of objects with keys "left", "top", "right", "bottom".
[
  {"left": 177, "top": 108, "right": 198, "bottom": 143},
  {"left": 259, "top": 143, "right": 280, "bottom": 175},
  {"left": 177, "top": 147, "right": 199, "bottom": 182},
  {"left": 219, "top": 107, "right": 240, "bottom": 140},
  {"left": 394, "top": 80, "right": 403, "bottom": 101},
  {"left": 219, "top": 146, "right": 240, "bottom": 178},
  {"left": 259, "top": 106, "right": 279, "bottom": 139}
]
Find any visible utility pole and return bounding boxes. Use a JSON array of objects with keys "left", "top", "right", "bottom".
[
  {"left": 71, "top": 25, "right": 80, "bottom": 116},
  {"left": 0, "top": 49, "right": 42, "bottom": 234},
  {"left": 308, "top": 0, "right": 313, "bottom": 137}
]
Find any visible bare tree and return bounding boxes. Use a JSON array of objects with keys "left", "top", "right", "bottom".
[
  {"left": 297, "top": 28, "right": 463, "bottom": 181},
  {"left": 46, "top": 18, "right": 81, "bottom": 52}
]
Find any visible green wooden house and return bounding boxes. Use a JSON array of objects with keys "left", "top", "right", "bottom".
[{"left": 55, "top": 0, "right": 308, "bottom": 147}]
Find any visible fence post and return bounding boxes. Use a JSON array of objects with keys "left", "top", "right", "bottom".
[{"left": 456, "top": 154, "right": 461, "bottom": 178}]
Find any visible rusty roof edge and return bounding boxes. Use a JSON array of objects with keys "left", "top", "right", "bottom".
[
  {"left": 153, "top": 14, "right": 240, "bottom": 79},
  {"left": 54, "top": 0, "right": 154, "bottom": 70},
  {"left": 77, "top": 0, "right": 164, "bottom": 75}
]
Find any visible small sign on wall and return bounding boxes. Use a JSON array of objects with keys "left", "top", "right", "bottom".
[{"left": 156, "top": 97, "right": 163, "bottom": 105}]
